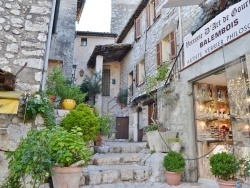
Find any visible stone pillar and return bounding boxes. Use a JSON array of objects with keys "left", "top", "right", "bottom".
[
  {"left": 133, "top": 112, "right": 138, "bottom": 142},
  {"left": 95, "top": 55, "right": 103, "bottom": 112}
]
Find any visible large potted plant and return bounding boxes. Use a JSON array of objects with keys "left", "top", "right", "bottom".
[
  {"left": 1, "top": 127, "right": 92, "bottom": 188},
  {"left": 46, "top": 67, "right": 66, "bottom": 104},
  {"left": 117, "top": 88, "right": 128, "bottom": 108},
  {"left": 56, "top": 82, "right": 86, "bottom": 110},
  {"left": 80, "top": 72, "right": 102, "bottom": 105},
  {"left": 50, "top": 127, "right": 92, "bottom": 188},
  {"left": 163, "top": 151, "right": 185, "bottom": 186},
  {"left": 95, "top": 113, "right": 115, "bottom": 146},
  {"left": 209, "top": 152, "right": 242, "bottom": 188}
]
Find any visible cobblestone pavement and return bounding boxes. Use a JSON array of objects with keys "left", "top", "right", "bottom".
[{"left": 82, "top": 178, "right": 250, "bottom": 188}]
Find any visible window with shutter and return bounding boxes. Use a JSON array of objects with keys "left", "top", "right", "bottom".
[
  {"left": 156, "top": 43, "right": 162, "bottom": 66},
  {"left": 169, "top": 31, "right": 176, "bottom": 58},
  {"left": 146, "top": 4, "right": 150, "bottom": 29},
  {"left": 102, "top": 68, "right": 110, "bottom": 96},
  {"left": 135, "top": 16, "right": 141, "bottom": 39},
  {"left": 136, "top": 64, "right": 139, "bottom": 86},
  {"left": 154, "top": 0, "right": 162, "bottom": 18}
]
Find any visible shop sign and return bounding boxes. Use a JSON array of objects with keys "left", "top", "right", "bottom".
[{"left": 184, "top": 0, "right": 250, "bottom": 67}]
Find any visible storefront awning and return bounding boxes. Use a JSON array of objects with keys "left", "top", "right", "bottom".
[
  {"left": 162, "top": 0, "right": 204, "bottom": 8},
  {"left": 0, "top": 91, "right": 24, "bottom": 114}
]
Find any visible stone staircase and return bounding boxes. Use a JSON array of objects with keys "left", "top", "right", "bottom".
[{"left": 80, "top": 141, "right": 160, "bottom": 187}]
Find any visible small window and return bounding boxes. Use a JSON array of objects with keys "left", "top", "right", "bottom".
[
  {"left": 135, "top": 16, "right": 142, "bottom": 40},
  {"left": 136, "top": 60, "right": 145, "bottom": 86},
  {"left": 81, "top": 38, "right": 87, "bottom": 46},
  {"left": 156, "top": 30, "right": 176, "bottom": 66},
  {"left": 128, "top": 71, "right": 134, "bottom": 96}
]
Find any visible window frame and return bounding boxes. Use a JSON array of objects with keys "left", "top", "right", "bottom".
[
  {"left": 80, "top": 38, "right": 87, "bottom": 46},
  {"left": 136, "top": 59, "right": 145, "bottom": 86}
]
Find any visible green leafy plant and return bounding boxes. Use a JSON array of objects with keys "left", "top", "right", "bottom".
[
  {"left": 97, "top": 113, "right": 115, "bottom": 138},
  {"left": 145, "top": 62, "right": 169, "bottom": 96},
  {"left": 25, "top": 91, "right": 56, "bottom": 128},
  {"left": 117, "top": 88, "right": 128, "bottom": 104},
  {"left": 163, "top": 151, "right": 185, "bottom": 173},
  {"left": 56, "top": 83, "right": 86, "bottom": 103},
  {"left": 46, "top": 67, "right": 66, "bottom": 96},
  {"left": 209, "top": 152, "right": 240, "bottom": 181},
  {"left": 167, "top": 138, "right": 181, "bottom": 143},
  {"left": 4, "top": 128, "right": 53, "bottom": 188},
  {"left": 50, "top": 126, "right": 92, "bottom": 167},
  {"left": 80, "top": 72, "right": 102, "bottom": 104},
  {"left": 143, "top": 124, "right": 158, "bottom": 133},
  {"left": 1, "top": 127, "right": 93, "bottom": 188},
  {"left": 60, "top": 103, "right": 100, "bottom": 142}
]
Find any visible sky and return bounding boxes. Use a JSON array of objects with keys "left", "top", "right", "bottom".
[{"left": 76, "top": 0, "right": 111, "bottom": 32}]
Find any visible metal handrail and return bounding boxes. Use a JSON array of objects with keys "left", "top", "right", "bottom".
[
  {"left": 164, "top": 43, "right": 184, "bottom": 86},
  {"left": 107, "top": 97, "right": 118, "bottom": 112}
]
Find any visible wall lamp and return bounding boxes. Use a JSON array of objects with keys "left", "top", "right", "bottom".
[{"left": 79, "top": 69, "right": 84, "bottom": 77}]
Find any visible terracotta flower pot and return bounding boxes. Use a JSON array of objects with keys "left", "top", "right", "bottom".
[
  {"left": 165, "top": 171, "right": 182, "bottom": 186},
  {"left": 48, "top": 95, "right": 56, "bottom": 105},
  {"left": 95, "top": 133, "right": 103, "bottom": 146},
  {"left": 61, "top": 99, "right": 76, "bottom": 110},
  {"left": 217, "top": 179, "right": 243, "bottom": 188},
  {"left": 52, "top": 166, "right": 83, "bottom": 188}
]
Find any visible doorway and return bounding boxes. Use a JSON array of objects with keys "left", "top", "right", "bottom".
[{"left": 115, "top": 117, "right": 129, "bottom": 139}]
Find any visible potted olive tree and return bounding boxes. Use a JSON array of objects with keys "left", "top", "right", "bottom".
[
  {"left": 117, "top": 88, "right": 128, "bottom": 108},
  {"left": 209, "top": 152, "right": 242, "bottom": 188},
  {"left": 163, "top": 151, "right": 185, "bottom": 185}
]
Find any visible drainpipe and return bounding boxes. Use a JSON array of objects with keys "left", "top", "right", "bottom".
[
  {"left": 178, "top": 7, "right": 183, "bottom": 67},
  {"left": 41, "top": 0, "right": 57, "bottom": 91}
]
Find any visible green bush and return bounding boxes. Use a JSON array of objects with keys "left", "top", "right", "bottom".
[
  {"left": 210, "top": 152, "right": 240, "bottom": 181},
  {"left": 97, "top": 113, "right": 115, "bottom": 138},
  {"left": 46, "top": 68, "right": 66, "bottom": 96},
  {"left": 117, "top": 88, "right": 128, "bottom": 104},
  {"left": 163, "top": 151, "right": 185, "bottom": 173},
  {"left": 61, "top": 103, "right": 100, "bottom": 142}
]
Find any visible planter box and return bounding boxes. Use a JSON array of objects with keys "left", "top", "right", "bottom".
[{"left": 146, "top": 130, "right": 179, "bottom": 153}]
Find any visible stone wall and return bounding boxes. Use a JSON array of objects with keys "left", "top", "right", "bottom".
[
  {"left": 0, "top": 0, "right": 52, "bottom": 92},
  {"left": 49, "top": 0, "right": 78, "bottom": 79},
  {"left": 111, "top": 0, "right": 141, "bottom": 35}
]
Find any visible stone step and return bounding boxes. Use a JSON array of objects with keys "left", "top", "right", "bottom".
[
  {"left": 95, "top": 141, "right": 149, "bottom": 154},
  {"left": 81, "top": 164, "right": 152, "bottom": 186},
  {"left": 89, "top": 153, "right": 149, "bottom": 166}
]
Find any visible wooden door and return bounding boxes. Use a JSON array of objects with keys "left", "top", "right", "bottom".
[{"left": 115, "top": 117, "right": 129, "bottom": 139}]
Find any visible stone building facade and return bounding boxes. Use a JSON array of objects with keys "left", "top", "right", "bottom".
[
  {"left": 111, "top": 0, "right": 141, "bottom": 35},
  {"left": 49, "top": 0, "right": 79, "bottom": 78},
  {"left": 0, "top": 0, "right": 52, "bottom": 181},
  {"left": 105, "top": 0, "right": 235, "bottom": 182}
]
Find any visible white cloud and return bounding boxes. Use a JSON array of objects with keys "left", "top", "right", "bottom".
[{"left": 76, "top": 0, "right": 111, "bottom": 32}]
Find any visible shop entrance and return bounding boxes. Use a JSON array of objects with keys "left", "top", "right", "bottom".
[
  {"left": 194, "top": 56, "right": 250, "bottom": 180},
  {"left": 194, "top": 69, "right": 231, "bottom": 179}
]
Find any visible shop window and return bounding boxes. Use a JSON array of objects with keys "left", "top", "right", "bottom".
[
  {"left": 136, "top": 60, "right": 145, "bottom": 86},
  {"left": 102, "top": 67, "right": 110, "bottom": 96},
  {"left": 156, "top": 31, "right": 176, "bottom": 66},
  {"left": 135, "top": 15, "right": 142, "bottom": 40},
  {"left": 81, "top": 38, "right": 87, "bottom": 46}
]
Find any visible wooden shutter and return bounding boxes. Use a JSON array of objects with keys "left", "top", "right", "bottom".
[
  {"left": 170, "top": 31, "right": 176, "bottom": 58},
  {"left": 136, "top": 64, "right": 139, "bottom": 86},
  {"left": 102, "top": 69, "right": 110, "bottom": 96},
  {"left": 156, "top": 42, "right": 162, "bottom": 66},
  {"left": 135, "top": 16, "right": 141, "bottom": 39},
  {"left": 146, "top": 4, "right": 150, "bottom": 29}
]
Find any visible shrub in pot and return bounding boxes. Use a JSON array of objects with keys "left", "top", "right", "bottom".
[
  {"left": 56, "top": 82, "right": 86, "bottom": 110},
  {"left": 163, "top": 151, "right": 185, "bottom": 185},
  {"left": 60, "top": 103, "right": 100, "bottom": 143},
  {"left": 95, "top": 113, "right": 115, "bottom": 145},
  {"left": 117, "top": 88, "right": 128, "bottom": 108},
  {"left": 209, "top": 152, "right": 242, "bottom": 188}
]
